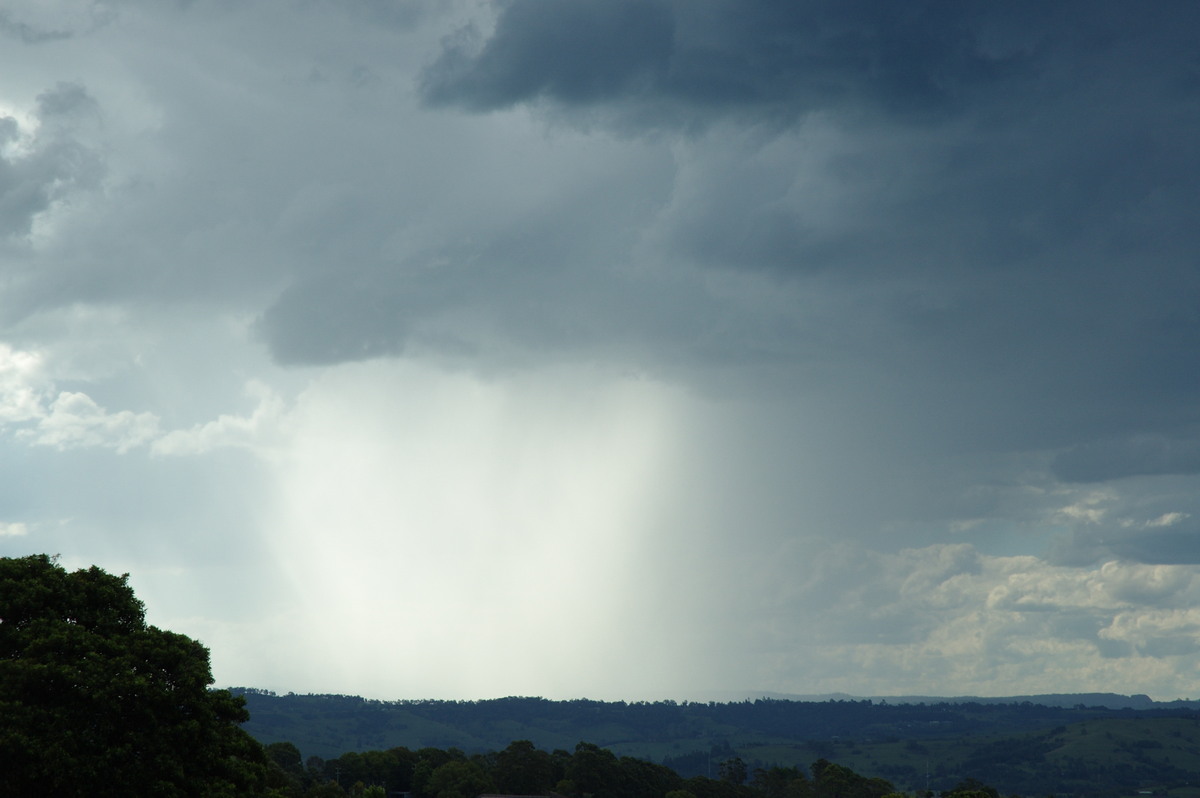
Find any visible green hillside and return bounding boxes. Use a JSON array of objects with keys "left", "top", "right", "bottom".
[
  {"left": 728, "top": 716, "right": 1200, "bottom": 796},
  {"left": 234, "top": 691, "right": 1200, "bottom": 796}
]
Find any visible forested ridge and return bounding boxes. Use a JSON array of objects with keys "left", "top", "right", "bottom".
[
  {"left": 237, "top": 690, "right": 1200, "bottom": 798},
  {"left": 236, "top": 690, "right": 1200, "bottom": 753},
  {"left": 254, "top": 716, "right": 1200, "bottom": 798},
  {"left": 259, "top": 737, "right": 909, "bottom": 798}
]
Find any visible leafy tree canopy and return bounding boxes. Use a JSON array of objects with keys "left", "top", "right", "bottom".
[{"left": 0, "top": 554, "right": 273, "bottom": 797}]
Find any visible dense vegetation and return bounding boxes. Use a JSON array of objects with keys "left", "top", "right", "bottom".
[
  {"left": 236, "top": 690, "right": 1200, "bottom": 796},
  {"left": 259, "top": 736, "right": 914, "bottom": 798},
  {"left": 236, "top": 691, "right": 1200, "bottom": 759},
  {"left": 243, "top": 696, "right": 1200, "bottom": 796},
  {"left": 0, "top": 554, "right": 273, "bottom": 796}
]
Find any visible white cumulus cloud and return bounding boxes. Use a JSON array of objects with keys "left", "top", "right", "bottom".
[
  {"left": 0, "top": 521, "right": 29, "bottom": 537},
  {"left": 24, "top": 390, "right": 160, "bottom": 452}
]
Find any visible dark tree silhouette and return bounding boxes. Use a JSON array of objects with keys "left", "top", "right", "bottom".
[{"left": 0, "top": 554, "right": 272, "bottom": 797}]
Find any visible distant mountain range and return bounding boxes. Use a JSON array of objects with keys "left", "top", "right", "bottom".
[
  {"left": 232, "top": 688, "right": 1200, "bottom": 789},
  {"left": 229, "top": 686, "right": 1200, "bottom": 758},
  {"left": 692, "top": 691, "right": 1189, "bottom": 710},
  {"left": 231, "top": 689, "right": 1200, "bottom": 795}
]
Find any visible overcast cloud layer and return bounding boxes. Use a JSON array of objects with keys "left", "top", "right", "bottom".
[{"left": 4, "top": 0, "right": 1200, "bottom": 701}]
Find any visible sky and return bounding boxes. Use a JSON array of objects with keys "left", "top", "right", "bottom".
[{"left": 3, "top": 0, "right": 1200, "bottom": 702}]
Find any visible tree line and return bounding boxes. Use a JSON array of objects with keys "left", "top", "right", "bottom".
[
  {"left": 259, "top": 736, "right": 1000, "bottom": 798},
  {"left": 239, "top": 689, "right": 1184, "bottom": 756}
]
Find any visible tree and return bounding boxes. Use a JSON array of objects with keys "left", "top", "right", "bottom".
[
  {"left": 620, "top": 755, "right": 683, "bottom": 798},
  {"left": 494, "top": 739, "right": 555, "bottom": 795},
  {"left": 942, "top": 779, "right": 1000, "bottom": 798},
  {"left": 811, "top": 760, "right": 894, "bottom": 798},
  {"left": 425, "top": 759, "right": 494, "bottom": 798},
  {"left": 414, "top": 747, "right": 464, "bottom": 797},
  {"left": 718, "top": 757, "right": 748, "bottom": 786},
  {"left": 0, "top": 554, "right": 273, "bottom": 797},
  {"left": 565, "top": 741, "right": 622, "bottom": 797},
  {"left": 265, "top": 741, "right": 307, "bottom": 795},
  {"left": 752, "top": 766, "right": 810, "bottom": 798},
  {"left": 266, "top": 741, "right": 304, "bottom": 776}
]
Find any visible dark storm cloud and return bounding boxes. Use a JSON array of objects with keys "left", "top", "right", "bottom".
[
  {"left": 227, "top": 0, "right": 1200, "bottom": 531},
  {"left": 0, "top": 83, "right": 102, "bottom": 238},
  {"left": 0, "top": 2, "right": 118, "bottom": 44},
  {"left": 420, "top": 0, "right": 1040, "bottom": 125},
  {"left": 1112, "top": 529, "right": 1200, "bottom": 567},
  {"left": 0, "top": 15, "right": 71, "bottom": 45},
  {"left": 34, "top": 82, "right": 96, "bottom": 118},
  {"left": 421, "top": 0, "right": 675, "bottom": 111},
  {"left": 343, "top": 0, "right": 434, "bottom": 32},
  {"left": 258, "top": 275, "right": 408, "bottom": 366},
  {"left": 1051, "top": 513, "right": 1200, "bottom": 568},
  {"left": 1053, "top": 434, "right": 1200, "bottom": 483},
  {"left": 387, "top": 1, "right": 1200, "bottom": 497}
]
